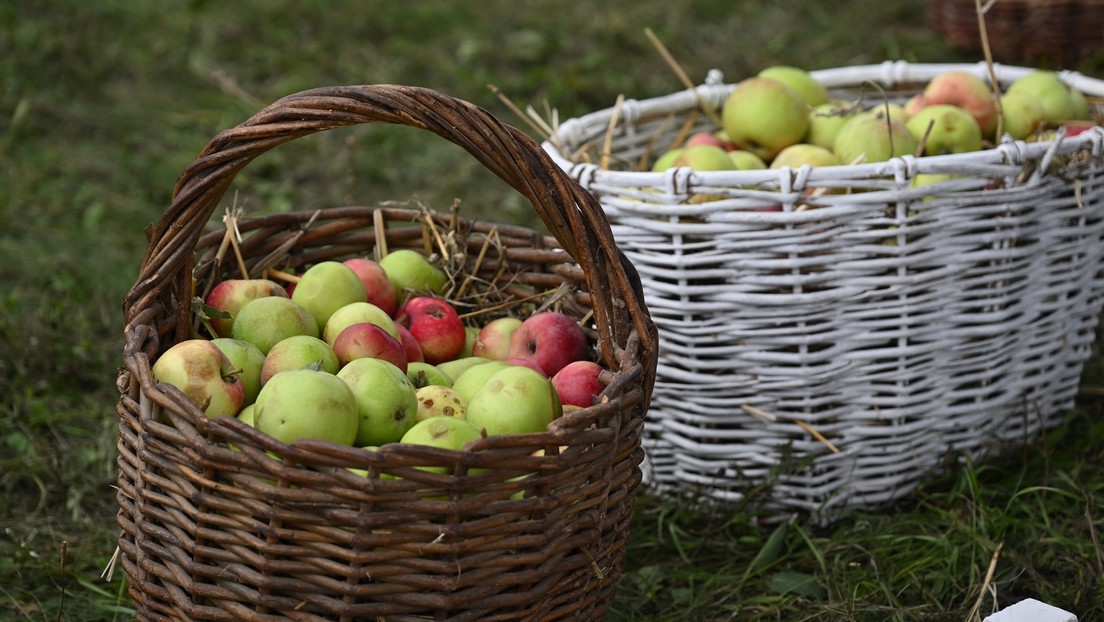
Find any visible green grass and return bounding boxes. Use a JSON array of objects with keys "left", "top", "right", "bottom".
[{"left": 2, "top": 1, "right": 1102, "bottom": 620}]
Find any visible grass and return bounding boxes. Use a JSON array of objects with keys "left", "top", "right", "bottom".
[{"left": 1, "top": 1, "right": 1102, "bottom": 620}]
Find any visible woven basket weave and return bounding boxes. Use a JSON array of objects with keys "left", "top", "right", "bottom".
[
  {"left": 925, "top": 0, "right": 1104, "bottom": 67},
  {"left": 116, "top": 85, "right": 658, "bottom": 620},
  {"left": 543, "top": 61, "right": 1104, "bottom": 518}
]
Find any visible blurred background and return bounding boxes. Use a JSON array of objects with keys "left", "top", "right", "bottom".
[{"left": 2, "top": 1, "right": 1101, "bottom": 619}]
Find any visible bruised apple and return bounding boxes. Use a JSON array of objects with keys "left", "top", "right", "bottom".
[{"left": 152, "top": 339, "right": 245, "bottom": 418}]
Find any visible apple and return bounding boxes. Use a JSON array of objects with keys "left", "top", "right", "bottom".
[
  {"left": 395, "top": 324, "right": 425, "bottom": 364},
  {"left": 686, "top": 130, "right": 737, "bottom": 151},
  {"left": 414, "top": 385, "right": 467, "bottom": 423},
  {"left": 406, "top": 361, "right": 454, "bottom": 389},
  {"left": 506, "top": 311, "right": 590, "bottom": 377},
  {"left": 727, "top": 149, "right": 768, "bottom": 170},
  {"left": 922, "top": 70, "right": 998, "bottom": 136},
  {"left": 833, "top": 111, "right": 919, "bottom": 164},
  {"left": 999, "top": 90, "right": 1048, "bottom": 140},
  {"left": 758, "top": 65, "right": 828, "bottom": 107},
  {"left": 805, "top": 102, "right": 858, "bottom": 151},
  {"left": 396, "top": 296, "right": 467, "bottom": 365},
  {"left": 465, "top": 366, "right": 563, "bottom": 437},
  {"left": 342, "top": 257, "right": 398, "bottom": 316},
  {"left": 204, "top": 278, "right": 289, "bottom": 338},
  {"left": 152, "top": 338, "right": 245, "bottom": 418},
  {"left": 398, "top": 416, "right": 484, "bottom": 474},
  {"left": 551, "top": 360, "right": 606, "bottom": 408},
  {"left": 336, "top": 357, "right": 419, "bottom": 447},
  {"left": 253, "top": 369, "right": 359, "bottom": 446},
  {"left": 722, "top": 76, "right": 810, "bottom": 161},
  {"left": 904, "top": 94, "right": 927, "bottom": 118},
  {"left": 378, "top": 249, "right": 449, "bottom": 302},
  {"left": 451, "top": 360, "right": 512, "bottom": 404},
  {"left": 210, "top": 337, "right": 266, "bottom": 406},
  {"left": 769, "top": 144, "right": 841, "bottom": 168},
  {"left": 672, "top": 144, "right": 737, "bottom": 171},
  {"left": 291, "top": 261, "right": 367, "bottom": 333},
  {"left": 435, "top": 356, "right": 491, "bottom": 383},
  {"left": 1069, "top": 88, "right": 1091, "bottom": 121},
  {"left": 906, "top": 104, "right": 983, "bottom": 155},
  {"left": 323, "top": 301, "right": 399, "bottom": 345},
  {"left": 652, "top": 147, "right": 684, "bottom": 171},
  {"left": 1005, "top": 70, "right": 1076, "bottom": 125},
  {"left": 261, "top": 334, "right": 340, "bottom": 385},
  {"left": 331, "top": 322, "right": 408, "bottom": 371},
  {"left": 461, "top": 326, "right": 479, "bottom": 358},
  {"left": 472, "top": 316, "right": 523, "bottom": 360},
  {"left": 503, "top": 356, "right": 547, "bottom": 375},
  {"left": 237, "top": 403, "right": 255, "bottom": 427},
  {"left": 230, "top": 296, "right": 318, "bottom": 355}
]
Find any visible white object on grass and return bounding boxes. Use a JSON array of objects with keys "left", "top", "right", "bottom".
[{"left": 983, "top": 598, "right": 1077, "bottom": 622}]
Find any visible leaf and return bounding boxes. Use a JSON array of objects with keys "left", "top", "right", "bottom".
[
  {"left": 746, "top": 521, "right": 788, "bottom": 576},
  {"left": 766, "top": 571, "right": 827, "bottom": 600},
  {"left": 192, "top": 297, "right": 232, "bottom": 321}
]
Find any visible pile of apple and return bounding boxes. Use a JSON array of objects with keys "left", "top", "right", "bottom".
[
  {"left": 654, "top": 64, "right": 1097, "bottom": 176},
  {"left": 151, "top": 248, "right": 606, "bottom": 461}
]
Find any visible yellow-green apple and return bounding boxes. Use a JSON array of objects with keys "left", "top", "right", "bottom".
[
  {"left": 833, "top": 111, "right": 919, "bottom": 164},
  {"left": 210, "top": 337, "right": 266, "bottom": 406},
  {"left": 922, "top": 71, "right": 998, "bottom": 136},
  {"left": 395, "top": 324, "right": 425, "bottom": 364},
  {"left": 332, "top": 322, "right": 408, "bottom": 371},
  {"left": 237, "top": 403, "right": 255, "bottom": 427},
  {"left": 906, "top": 104, "right": 983, "bottom": 155},
  {"left": 322, "top": 301, "right": 399, "bottom": 345},
  {"left": 506, "top": 311, "right": 590, "bottom": 377},
  {"left": 406, "top": 361, "right": 453, "bottom": 389},
  {"left": 769, "top": 144, "right": 841, "bottom": 168},
  {"left": 435, "top": 356, "right": 491, "bottom": 383},
  {"left": 1069, "top": 88, "right": 1091, "bottom": 121},
  {"left": 342, "top": 257, "right": 397, "bottom": 316},
  {"left": 152, "top": 338, "right": 245, "bottom": 418},
  {"left": 805, "top": 102, "right": 859, "bottom": 151},
  {"left": 685, "top": 130, "right": 737, "bottom": 151},
  {"left": 336, "top": 357, "right": 419, "bottom": 446},
  {"left": 204, "top": 278, "right": 289, "bottom": 338},
  {"left": 253, "top": 369, "right": 359, "bottom": 446},
  {"left": 260, "top": 334, "right": 340, "bottom": 385},
  {"left": 722, "top": 76, "right": 810, "bottom": 161},
  {"left": 231, "top": 296, "right": 318, "bottom": 355},
  {"left": 461, "top": 326, "right": 479, "bottom": 358},
  {"left": 291, "top": 261, "right": 367, "bottom": 333},
  {"left": 472, "top": 316, "right": 523, "bottom": 360},
  {"left": 414, "top": 385, "right": 467, "bottom": 423},
  {"left": 550, "top": 360, "right": 606, "bottom": 408},
  {"left": 465, "top": 366, "right": 563, "bottom": 437},
  {"left": 398, "top": 416, "right": 484, "bottom": 474},
  {"left": 999, "top": 90, "right": 1048, "bottom": 139},
  {"left": 378, "top": 248, "right": 449, "bottom": 303},
  {"left": 652, "top": 147, "right": 684, "bottom": 171},
  {"left": 451, "top": 360, "right": 512, "bottom": 404},
  {"left": 1006, "top": 70, "right": 1075, "bottom": 125},
  {"left": 396, "top": 296, "right": 466, "bottom": 365},
  {"left": 758, "top": 65, "right": 828, "bottom": 107},
  {"left": 727, "top": 150, "right": 768, "bottom": 170},
  {"left": 672, "top": 144, "right": 737, "bottom": 170}
]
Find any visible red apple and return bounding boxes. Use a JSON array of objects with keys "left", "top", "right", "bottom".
[
  {"left": 506, "top": 311, "right": 590, "bottom": 377},
  {"left": 551, "top": 360, "right": 606, "bottom": 408},
  {"left": 343, "top": 257, "right": 398, "bottom": 316},
  {"left": 151, "top": 339, "right": 245, "bottom": 418},
  {"left": 472, "top": 316, "right": 523, "bottom": 360},
  {"left": 504, "top": 356, "right": 547, "bottom": 375},
  {"left": 204, "top": 278, "right": 289, "bottom": 338},
  {"left": 332, "top": 322, "right": 409, "bottom": 371},
  {"left": 395, "top": 324, "right": 424, "bottom": 364},
  {"left": 397, "top": 296, "right": 466, "bottom": 365}
]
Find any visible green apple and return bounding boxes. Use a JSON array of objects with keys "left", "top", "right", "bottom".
[
  {"left": 465, "top": 365, "right": 563, "bottom": 437},
  {"left": 806, "top": 102, "right": 858, "bottom": 151},
  {"left": 758, "top": 65, "right": 828, "bottom": 107},
  {"left": 210, "top": 337, "right": 266, "bottom": 406},
  {"left": 260, "top": 334, "right": 340, "bottom": 386},
  {"left": 833, "top": 111, "right": 919, "bottom": 164},
  {"left": 727, "top": 149, "right": 768, "bottom": 170},
  {"left": 378, "top": 249, "right": 449, "bottom": 302},
  {"left": 451, "top": 360, "right": 512, "bottom": 404},
  {"left": 1006, "top": 70, "right": 1075, "bottom": 125},
  {"left": 398, "top": 416, "right": 484, "bottom": 474},
  {"left": 406, "top": 361, "right": 454, "bottom": 389},
  {"left": 253, "top": 369, "right": 359, "bottom": 446},
  {"left": 906, "top": 104, "right": 983, "bottom": 155},
  {"left": 1069, "top": 88, "right": 1091, "bottom": 121},
  {"left": 671, "top": 144, "right": 736, "bottom": 171},
  {"left": 461, "top": 326, "right": 479, "bottom": 358},
  {"left": 152, "top": 338, "right": 245, "bottom": 418},
  {"left": 652, "top": 147, "right": 684, "bottom": 171},
  {"left": 237, "top": 403, "right": 255, "bottom": 426},
  {"left": 231, "top": 296, "right": 318, "bottom": 354},
  {"left": 203, "top": 278, "right": 289, "bottom": 338},
  {"left": 336, "top": 357, "right": 419, "bottom": 446},
  {"left": 769, "top": 144, "right": 841, "bottom": 168},
  {"left": 414, "top": 385, "right": 467, "bottom": 423},
  {"left": 322, "top": 301, "right": 399, "bottom": 345},
  {"left": 291, "top": 261, "right": 367, "bottom": 333},
  {"left": 923, "top": 70, "right": 998, "bottom": 136},
  {"left": 723, "top": 76, "right": 809, "bottom": 161},
  {"left": 1000, "top": 90, "right": 1048, "bottom": 139},
  {"left": 435, "top": 356, "right": 491, "bottom": 383}
]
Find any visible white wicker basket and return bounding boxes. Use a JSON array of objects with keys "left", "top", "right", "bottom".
[{"left": 542, "top": 61, "right": 1104, "bottom": 518}]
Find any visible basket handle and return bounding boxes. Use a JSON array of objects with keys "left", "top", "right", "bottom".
[{"left": 122, "top": 84, "right": 656, "bottom": 376}]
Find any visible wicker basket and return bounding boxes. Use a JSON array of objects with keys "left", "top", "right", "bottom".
[
  {"left": 116, "top": 85, "right": 658, "bottom": 621},
  {"left": 542, "top": 60, "right": 1104, "bottom": 518},
  {"left": 925, "top": 0, "right": 1104, "bottom": 67}
]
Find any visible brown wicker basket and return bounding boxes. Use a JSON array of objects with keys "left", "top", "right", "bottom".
[
  {"left": 925, "top": 0, "right": 1104, "bottom": 66},
  {"left": 115, "top": 85, "right": 658, "bottom": 621}
]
